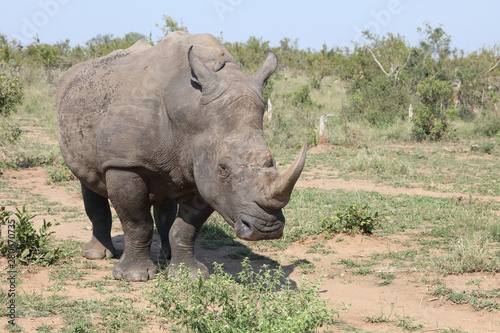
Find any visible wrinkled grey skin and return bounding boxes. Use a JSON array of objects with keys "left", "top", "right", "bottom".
[{"left": 57, "top": 32, "right": 306, "bottom": 281}]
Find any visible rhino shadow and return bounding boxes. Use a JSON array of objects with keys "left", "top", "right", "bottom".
[{"left": 110, "top": 225, "right": 299, "bottom": 290}]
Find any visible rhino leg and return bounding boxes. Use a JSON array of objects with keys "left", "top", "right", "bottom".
[
  {"left": 166, "top": 197, "right": 213, "bottom": 279},
  {"left": 153, "top": 202, "right": 177, "bottom": 260},
  {"left": 105, "top": 169, "right": 157, "bottom": 281},
  {"left": 81, "top": 184, "right": 116, "bottom": 259}
]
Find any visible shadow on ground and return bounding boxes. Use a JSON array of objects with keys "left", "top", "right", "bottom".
[{"left": 109, "top": 223, "right": 300, "bottom": 289}]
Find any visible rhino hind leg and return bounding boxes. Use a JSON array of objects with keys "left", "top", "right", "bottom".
[
  {"left": 105, "top": 169, "right": 158, "bottom": 281},
  {"left": 81, "top": 184, "right": 116, "bottom": 259},
  {"left": 153, "top": 202, "right": 178, "bottom": 260},
  {"left": 166, "top": 199, "right": 214, "bottom": 280}
]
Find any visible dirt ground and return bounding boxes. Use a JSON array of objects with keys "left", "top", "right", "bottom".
[{"left": 1, "top": 151, "right": 499, "bottom": 332}]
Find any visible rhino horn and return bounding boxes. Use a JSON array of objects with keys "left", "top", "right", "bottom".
[
  {"left": 265, "top": 144, "right": 307, "bottom": 209},
  {"left": 251, "top": 51, "right": 278, "bottom": 90},
  {"left": 188, "top": 45, "right": 221, "bottom": 90}
]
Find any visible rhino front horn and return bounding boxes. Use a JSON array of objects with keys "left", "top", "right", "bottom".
[{"left": 266, "top": 144, "right": 307, "bottom": 208}]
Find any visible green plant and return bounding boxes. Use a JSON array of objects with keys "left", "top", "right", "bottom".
[
  {"left": 0, "top": 117, "right": 21, "bottom": 145},
  {"left": 376, "top": 272, "right": 396, "bottom": 286},
  {"left": 0, "top": 206, "right": 60, "bottom": 265},
  {"left": 364, "top": 303, "right": 394, "bottom": 323},
  {"left": 431, "top": 233, "right": 500, "bottom": 275},
  {"left": 432, "top": 285, "right": 500, "bottom": 311},
  {"left": 394, "top": 315, "right": 424, "bottom": 331},
  {"left": 0, "top": 60, "right": 23, "bottom": 116},
  {"left": 149, "top": 258, "right": 342, "bottom": 332},
  {"left": 475, "top": 112, "right": 500, "bottom": 138},
  {"left": 411, "top": 104, "right": 452, "bottom": 141},
  {"left": 320, "top": 202, "right": 383, "bottom": 238},
  {"left": 287, "top": 84, "right": 315, "bottom": 107},
  {"left": 411, "top": 76, "right": 455, "bottom": 141},
  {"left": 47, "top": 160, "right": 75, "bottom": 183}
]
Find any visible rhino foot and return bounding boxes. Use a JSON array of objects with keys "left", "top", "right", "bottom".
[
  {"left": 82, "top": 236, "right": 116, "bottom": 259},
  {"left": 166, "top": 259, "right": 209, "bottom": 280},
  {"left": 112, "top": 254, "right": 157, "bottom": 281}
]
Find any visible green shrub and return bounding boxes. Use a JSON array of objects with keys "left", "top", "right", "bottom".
[
  {"left": 411, "top": 77, "right": 455, "bottom": 141},
  {"left": 286, "top": 84, "right": 315, "bottom": 107},
  {"left": 47, "top": 160, "right": 75, "bottom": 183},
  {"left": 0, "top": 116, "right": 22, "bottom": 145},
  {"left": 475, "top": 113, "right": 500, "bottom": 137},
  {"left": 348, "top": 75, "right": 410, "bottom": 126},
  {"left": 149, "top": 258, "right": 342, "bottom": 332},
  {"left": 0, "top": 60, "right": 23, "bottom": 116},
  {"left": 0, "top": 206, "right": 60, "bottom": 265},
  {"left": 411, "top": 105, "right": 452, "bottom": 141},
  {"left": 320, "top": 202, "right": 383, "bottom": 238}
]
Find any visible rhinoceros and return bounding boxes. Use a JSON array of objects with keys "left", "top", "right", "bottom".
[{"left": 57, "top": 31, "right": 306, "bottom": 281}]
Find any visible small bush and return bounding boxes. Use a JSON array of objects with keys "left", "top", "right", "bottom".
[
  {"left": 0, "top": 60, "right": 23, "bottom": 116},
  {"left": 47, "top": 160, "right": 75, "bottom": 183},
  {"left": 411, "top": 77, "right": 456, "bottom": 141},
  {"left": 479, "top": 141, "right": 497, "bottom": 155},
  {"left": 475, "top": 113, "right": 500, "bottom": 138},
  {"left": 411, "top": 105, "right": 453, "bottom": 141},
  {"left": 0, "top": 206, "right": 60, "bottom": 265},
  {"left": 320, "top": 202, "right": 383, "bottom": 238},
  {"left": 149, "top": 258, "right": 341, "bottom": 332},
  {"left": 0, "top": 117, "right": 22, "bottom": 145},
  {"left": 286, "top": 84, "right": 315, "bottom": 107}
]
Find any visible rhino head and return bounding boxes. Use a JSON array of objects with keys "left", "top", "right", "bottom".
[{"left": 188, "top": 47, "right": 306, "bottom": 241}]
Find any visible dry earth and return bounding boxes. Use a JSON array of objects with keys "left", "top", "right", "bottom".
[{"left": 1, "top": 146, "right": 499, "bottom": 332}]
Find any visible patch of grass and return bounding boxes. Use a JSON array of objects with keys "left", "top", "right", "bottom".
[
  {"left": 9, "top": 292, "right": 147, "bottom": 332},
  {"left": 294, "top": 258, "right": 317, "bottom": 274},
  {"left": 353, "top": 267, "right": 375, "bottom": 276},
  {"left": 226, "top": 248, "right": 268, "bottom": 261},
  {"left": 376, "top": 272, "right": 396, "bottom": 286},
  {"left": 438, "top": 328, "right": 472, "bottom": 333},
  {"left": 394, "top": 315, "right": 424, "bottom": 331},
  {"left": 49, "top": 264, "right": 90, "bottom": 282},
  {"left": 431, "top": 233, "right": 500, "bottom": 275},
  {"left": 338, "top": 258, "right": 361, "bottom": 268},
  {"left": 149, "top": 259, "right": 342, "bottom": 332},
  {"left": 1, "top": 144, "right": 59, "bottom": 169},
  {"left": 365, "top": 303, "right": 394, "bottom": 323},
  {"left": 306, "top": 243, "right": 336, "bottom": 255},
  {"left": 432, "top": 285, "right": 500, "bottom": 311}
]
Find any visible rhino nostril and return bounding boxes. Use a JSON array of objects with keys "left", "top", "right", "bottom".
[{"left": 241, "top": 219, "right": 251, "bottom": 231}]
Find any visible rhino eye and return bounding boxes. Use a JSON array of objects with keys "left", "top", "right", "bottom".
[{"left": 218, "top": 163, "right": 230, "bottom": 178}]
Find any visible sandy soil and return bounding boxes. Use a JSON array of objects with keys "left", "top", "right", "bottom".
[{"left": 1, "top": 149, "right": 499, "bottom": 332}]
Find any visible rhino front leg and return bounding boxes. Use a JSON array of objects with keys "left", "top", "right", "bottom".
[
  {"left": 105, "top": 169, "right": 157, "bottom": 281},
  {"left": 166, "top": 195, "right": 213, "bottom": 279},
  {"left": 81, "top": 183, "right": 116, "bottom": 259},
  {"left": 153, "top": 202, "right": 178, "bottom": 260}
]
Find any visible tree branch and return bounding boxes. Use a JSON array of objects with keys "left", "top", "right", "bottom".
[
  {"left": 485, "top": 58, "right": 500, "bottom": 78},
  {"left": 365, "top": 47, "right": 391, "bottom": 77}
]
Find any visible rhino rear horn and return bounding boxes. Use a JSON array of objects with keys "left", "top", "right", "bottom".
[
  {"left": 188, "top": 46, "right": 221, "bottom": 90},
  {"left": 251, "top": 51, "right": 278, "bottom": 90}
]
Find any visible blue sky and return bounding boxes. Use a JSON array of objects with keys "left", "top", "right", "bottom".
[{"left": 0, "top": 0, "right": 498, "bottom": 52}]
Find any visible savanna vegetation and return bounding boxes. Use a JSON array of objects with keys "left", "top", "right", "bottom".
[{"left": 1, "top": 16, "right": 499, "bottom": 332}]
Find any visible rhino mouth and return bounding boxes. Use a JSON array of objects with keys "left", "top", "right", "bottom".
[{"left": 233, "top": 212, "right": 285, "bottom": 241}]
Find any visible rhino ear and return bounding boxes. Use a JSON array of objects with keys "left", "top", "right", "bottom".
[
  {"left": 188, "top": 46, "right": 220, "bottom": 89},
  {"left": 251, "top": 51, "right": 278, "bottom": 90}
]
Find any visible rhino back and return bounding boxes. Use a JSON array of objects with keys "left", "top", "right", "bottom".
[{"left": 57, "top": 32, "right": 233, "bottom": 197}]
